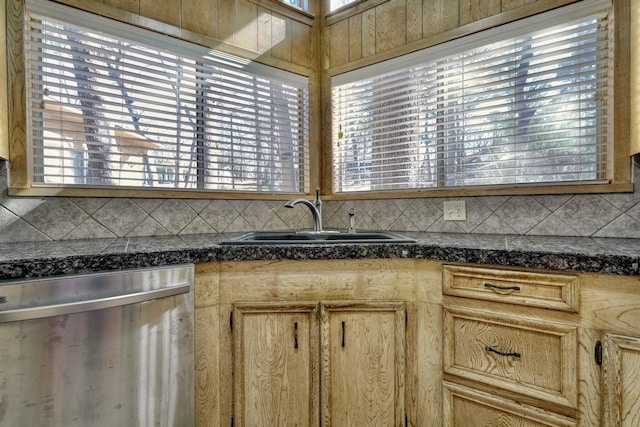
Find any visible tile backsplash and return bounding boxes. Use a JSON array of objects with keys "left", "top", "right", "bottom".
[{"left": 1, "top": 159, "right": 639, "bottom": 243}]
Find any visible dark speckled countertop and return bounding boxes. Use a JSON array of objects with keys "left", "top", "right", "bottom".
[{"left": 0, "top": 232, "right": 639, "bottom": 281}]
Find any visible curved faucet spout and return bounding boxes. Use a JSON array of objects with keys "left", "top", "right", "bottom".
[
  {"left": 284, "top": 198, "right": 315, "bottom": 209},
  {"left": 284, "top": 195, "right": 323, "bottom": 232}
]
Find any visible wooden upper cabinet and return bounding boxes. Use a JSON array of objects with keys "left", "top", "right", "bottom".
[
  {"left": 320, "top": 302, "right": 406, "bottom": 427},
  {"left": 233, "top": 303, "right": 320, "bottom": 427}
]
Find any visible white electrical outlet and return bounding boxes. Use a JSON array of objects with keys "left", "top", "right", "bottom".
[{"left": 443, "top": 200, "right": 466, "bottom": 221}]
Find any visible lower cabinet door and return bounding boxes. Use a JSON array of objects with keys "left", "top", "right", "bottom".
[
  {"left": 601, "top": 333, "right": 640, "bottom": 427},
  {"left": 232, "top": 301, "right": 406, "bottom": 427},
  {"left": 232, "top": 303, "right": 320, "bottom": 427},
  {"left": 443, "top": 382, "right": 576, "bottom": 427},
  {"left": 320, "top": 302, "right": 406, "bottom": 427}
]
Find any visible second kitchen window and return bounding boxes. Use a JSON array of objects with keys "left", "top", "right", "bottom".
[{"left": 331, "top": 0, "right": 613, "bottom": 194}]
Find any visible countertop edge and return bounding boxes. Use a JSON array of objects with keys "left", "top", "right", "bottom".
[{"left": 0, "top": 233, "right": 638, "bottom": 280}]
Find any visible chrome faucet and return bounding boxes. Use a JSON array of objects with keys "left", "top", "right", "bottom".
[{"left": 284, "top": 187, "right": 323, "bottom": 232}]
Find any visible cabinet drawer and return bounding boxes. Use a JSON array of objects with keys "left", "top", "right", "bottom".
[
  {"left": 443, "top": 382, "right": 576, "bottom": 427},
  {"left": 443, "top": 306, "right": 578, "bottom": 409},
  {"left": 443, "top": 265, "right": 579, "bottom": 312}
]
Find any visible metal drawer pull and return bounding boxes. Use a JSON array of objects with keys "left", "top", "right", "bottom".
[
  {"left": 341, "top": 321, "right": 346, "bottom": 348},
  {"left": 485, "top": 346, "right": 521, "bottom": 358},
  {"left": 294, "top": 321, "right": 299, "bottom": 349},
  {"left": 484, "top": 283, "right": 521, "bottom": 292}
]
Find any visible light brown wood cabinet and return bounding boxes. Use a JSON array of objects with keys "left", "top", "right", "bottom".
[
  {"left": 320, "top": 302, "right": 405, "bottom": 426},
  {"left": 443, "top": 264, "right": 640, "bottom": 426},
  {"left": 195, "top": 259, "right": 640, "bottom": 427},
  {"left": 601, "top": 333, "right": 640, "bottom": 426},
  {"left": 443, "top": 381, "right": 576, "bottom": 427},
  {"left": 195, "top": 259, "right": 443, "bottom": 427},
  {"left": 443, "top": 305, "right": 578, "bottom": 410},
  {"left": 231, "top": 301, "right": 405, "bottom": 427},
  {"left": 579, "top": 271, "right": 640, "bottom": 426},
  {"left": 442, "top": 264, "right": 579, "bottom": 312},
  {"left": 442, "top": 264, "right": 580, "bottom": 426},
  {"left": 232, "top": 303, "right": 320, "bottom": 427}
]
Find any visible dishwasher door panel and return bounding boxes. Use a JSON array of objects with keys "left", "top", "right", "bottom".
[{"left": 0, "top": 265, "right": 194, "bottom": 427}]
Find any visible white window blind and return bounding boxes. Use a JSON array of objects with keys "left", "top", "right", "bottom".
[
  {"left": 25, "top": 0, "right": 310, "bottom": 193},
  {"left": 332, "top": 0, "right": 612, "bottom": 193}
]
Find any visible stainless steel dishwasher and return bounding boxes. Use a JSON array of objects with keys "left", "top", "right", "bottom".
[{"left": 0, "top": 264, "right": 194, "bottom": 427}]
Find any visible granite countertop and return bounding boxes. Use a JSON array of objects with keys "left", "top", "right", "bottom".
[{"left": 0, "top": 232, "right": 639, "bottom": 281}]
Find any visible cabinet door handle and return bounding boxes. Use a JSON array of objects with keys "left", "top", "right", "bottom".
[
  {"left": 485, "top": 346, "right": 521, "bottom": 358},
  {"left": 341, "top": 321, "right": 346, "bottom": 348},
  {"left": 484, "top": 282, "right": 521, "bottom": 292},
  {"left": 294, "top": 321, "right": 298, "bottom": 349}
]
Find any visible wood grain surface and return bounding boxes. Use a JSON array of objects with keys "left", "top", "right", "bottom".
[
  {"left": 601, "top": 334, "right": 640, "bottom": 427},
  {"left": 321, "top": 302, "right": 405, "bottom": 427},
  {"left": 234, "top": 303, "right": 320, "bottom": 427}
]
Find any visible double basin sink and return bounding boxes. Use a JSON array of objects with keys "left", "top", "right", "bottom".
[{"left": 220, "top": 230, "right": 416, "bottom": 245}]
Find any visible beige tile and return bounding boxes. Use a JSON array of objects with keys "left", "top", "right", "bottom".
[
  {"left": 150, "top": 199, "right": 197, "bottom": 234},
  {"left": 92, "top": 199, "right": 147, "bottom": 237},
  {"left": 199, "top": 200, "right": 239, "bottom": 232},
  {"left": 22, "top": 198, "right": 89, "bottom": 240}
]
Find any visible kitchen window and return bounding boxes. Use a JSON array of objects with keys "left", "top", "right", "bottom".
[
  {"left": 22, "top": 0, "right": 310, "bottom": 194},
  {"left": 329, "top": 0, "right": 358, "bottom": 12},
  {"left": 281, "top": 0, "right": 311, "bottom": 12},
  {"left": 331, "top": 0, "right": 617, "bottom": 194}
]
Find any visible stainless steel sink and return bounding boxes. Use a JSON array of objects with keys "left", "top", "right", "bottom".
[{"left": 220, "top": 231, "right": 416, "bottom": 245}]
